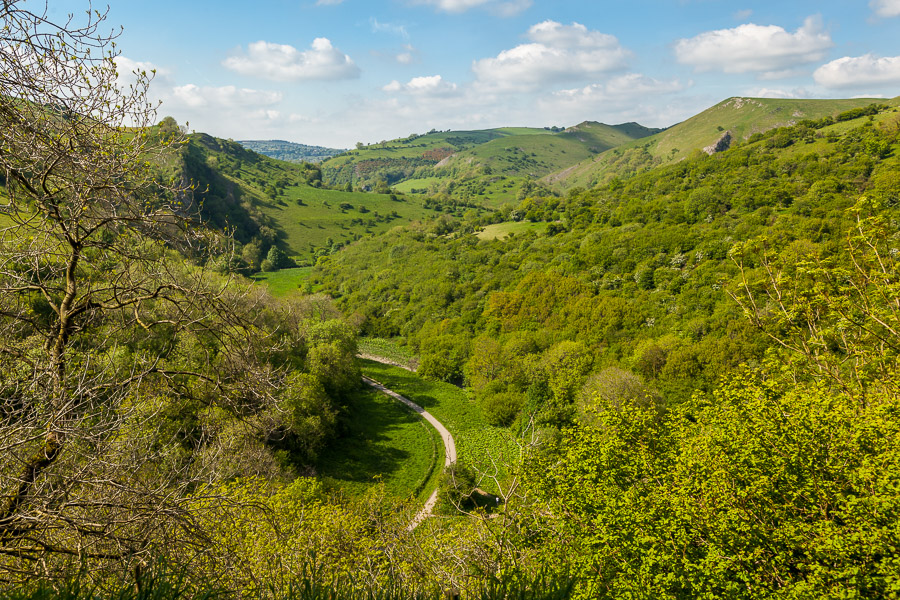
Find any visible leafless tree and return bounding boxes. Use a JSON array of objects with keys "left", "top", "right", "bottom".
[{"left": 0, "top": 1, "right": 288, "bottom": 583}]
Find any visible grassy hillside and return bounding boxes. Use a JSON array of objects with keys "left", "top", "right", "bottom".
[
  {"left": 441, "top": 121, "right": 654, "bottom": 178},
  {"left": 180, "top": 133, "right": 441, "bottom": 265},
  {"left": 319, "top": 123, "right": 658, "bottom": 207},
  {"left": 319, "top": 128, "right": 512, "bottom": 189},
  {"left": 548, "top": 96, "right": 900, "bottom": 190},
  {"left": 313, "top": 101, "right": 900, "bottom": 408},
  {"left": 316, "top": 383, "right": 441, "bottom": 500},
  {"left": 476, "top": 221, "right": 548, "bottom": 240}
]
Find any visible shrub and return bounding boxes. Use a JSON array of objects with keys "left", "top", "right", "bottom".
[{"left": 482, "top": 391, "right": 523, "bottom": 427}]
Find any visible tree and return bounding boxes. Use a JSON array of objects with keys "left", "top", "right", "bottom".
[
  {"left": 729, "top": 198, "right": 900, "bottom": 396},
  {"left": 0, "top": 1, "right": 287, "bottom": 579},
  {"left": 266, "top": 245, "right": 293, "bottom": 270}
]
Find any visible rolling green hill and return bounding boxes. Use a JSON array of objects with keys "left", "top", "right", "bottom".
[
  {"left": 440, "top": 121, "right": 658, "bottom": 177},
  {"left": 547, "top": 96, "right": 900, "bottom": 190},
  {"left": 178, "top": 133, "right": 442, "bottom": 267},
  {"left": 312, "top": 98, "right": 900, "bottom": 427},
  {"left": 429, "top": 122, "right": 662, "bottom": 205},
  {"left": 319, "top": 128, "right": 537, "bottom": 191},
  {"left": 319, "top": 122, "right": 659, "bottom": 207}
]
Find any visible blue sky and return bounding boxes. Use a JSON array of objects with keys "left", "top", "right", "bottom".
[{"left": 48, "top": 0, "right": 900, "bottom": 148}]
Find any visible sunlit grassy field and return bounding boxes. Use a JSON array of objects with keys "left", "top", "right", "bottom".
[
  {"left": 476, "top": 221, "right": 548, "bottom": 241},
  {"left": 316, "top": 384, "right": 441, "bottom": 501},
  {"left": 250, "top": 267, "right": 312, "bottom": 297},
  {"left": 359, "top": 360, "right": 519, "bottom": 496}
]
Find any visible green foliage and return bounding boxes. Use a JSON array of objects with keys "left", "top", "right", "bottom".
[
  {"left": 439, "top": 461, "right": 478, "bottom": 509},
  {"left": 553, "top": 97, "right": 898, "bottom": 191},
  {"left": 730, "top": 198, "right": 900, "bottom": 395},
  {"left": 316, "top": 386, "right": 439, "bottom": 500},
  {"left": 266, "top": 246, "right": 294, "bottom": 270},
  {"left": 416, "top": 331, "right": 470, "bottom": 383},
  {"left": 282, "top": 373, "right": 337, "bottom": 463},
  {"left": 481, "top": 391, "right": 523, "bottom": 427},
  {"left": 314, "top": 109, "right": 900, "bottom": 418},
  {"left": 528, "top": 369, "right": 900, "bottom": 598}
]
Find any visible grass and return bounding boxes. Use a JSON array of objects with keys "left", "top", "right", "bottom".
[
  {"left": 358, "top": 359, "right": 518, "bottom": 496},
  {"left": 358, "top": 337, "right": 419, "bottom": 370},
  {"left": 251, "top": 184, "right": 433, "bottom": 258},
  {"left": 316, "top": 385, "right": 441, "bottom": 502},
  {"left": 551, "top": 96, "right": 900, "bottom": 190},
  {"left": 392, "top": 177, "right": 443, "bottom": 194},
  {"left": 476, "top": 221, "right": 548, "bottom": 241},
  {"left": 250, "top": 267, "right": 312, "bottom": 297}
]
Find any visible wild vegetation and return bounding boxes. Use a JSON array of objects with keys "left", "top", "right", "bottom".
[{"left": 3, "top": 1, "right": 900, "bottom": 598}]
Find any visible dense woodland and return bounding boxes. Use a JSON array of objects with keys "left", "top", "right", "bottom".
[{"left": 2, "top": 2, "right": 900, "bottom": 598}]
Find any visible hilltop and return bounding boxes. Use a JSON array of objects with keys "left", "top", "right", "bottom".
[
  {"left": 318, "top": 122, "right": 660, "bottom": 206},
  {"left": 546, "top": 96, "right": 900, "bottom": 189},
  {"left": 176, "top": 133, "right": 445, "bottom": 268}
]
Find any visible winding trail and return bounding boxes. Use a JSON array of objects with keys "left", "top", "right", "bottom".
[{"left": 361, "top": 373, "right": 456, "bottom": 530}]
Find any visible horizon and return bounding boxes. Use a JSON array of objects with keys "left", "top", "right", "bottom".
[{"left": 48, "top": 0, "right": 900, "bottom": 148}]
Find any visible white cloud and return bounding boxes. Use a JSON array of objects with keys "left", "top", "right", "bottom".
[
  {"left": 410, "top": 0, "right": 531, "bottom": 16},
  {"left": 316, "top": 0, "right": 344, "bottom": 5},
  {"left": 223, "top": 39, "right": 360, "bottom": 82},
  {"left": 745, "top": 87, "right": 807, "bottom": 99},
  {"left": 170, "top": 84, "right": 282, "bottom": 109},
  {"left": 473, "top": 21, "right": 630, "bottom": 91},
  {"left": 383, "top": 75, "right": 460, "bottom": 97},
  {"left": 734, "top": 9, "right": 753, "bottom": 20},
  {"left": 674, "top": 16, "right": 833, "bottom": 78},
  {"left": 534, "top": 76, "right": 695, "bottom": 130},
  {"left": 546, "top": 74, "right": 685, "bottom": 107},
  {"left": 814, "top": 54, "right": 900, "bottom": 88},
  {"left": 870, "top": 0, "right": 900, "bottom": 17},
  {"left": 371, "top": 17, "right": 409, "bottom": 39},
  {"left": 114, "top": 56, "right": 171, "bottom": 90}
]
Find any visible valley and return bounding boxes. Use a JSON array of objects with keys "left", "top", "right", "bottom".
[{"left": 3, "top": 2, "right": 900, "bottom": 595}]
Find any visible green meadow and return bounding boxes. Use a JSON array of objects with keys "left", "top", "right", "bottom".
[
  {"left": 476, "top": 221, "right": 548, "bottom": 240},
  {"left": 316, "top": 384, "right": 441, "bottom": 501},
  {"left": 359, "top": 360, "right": 518, "bottom": 496},
  {"left": 250, "top": 267, "right": 312, "bottom": 297}
]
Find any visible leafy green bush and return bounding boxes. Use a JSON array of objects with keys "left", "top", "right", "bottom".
[{"left": 481, "top": 390, "right": 523, "bottom": 427}]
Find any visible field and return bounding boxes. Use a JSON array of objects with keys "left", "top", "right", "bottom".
[
  {"left": 358, "top": 337, "right": 419, "bottom": 370},
  {"left": 476, "top": 221, "right": 548, "bottom": 240},
  {"left": 259, "top": 185, "right": 433, "bottom": 257},
  {"left": 359, "top": 359, "right": 519, "bottom": 496},
  {"left": 392, "top": 177, "right": 444, "bottom": 194},
  {"left": 250, "top": 267, "right": 312, "bottom": 297},
  {"left": 185, "top": 135, "right": 441, "bottom": 261},
  {"left": 316, "top": 385, "right": 441, "bottom": 501}
]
